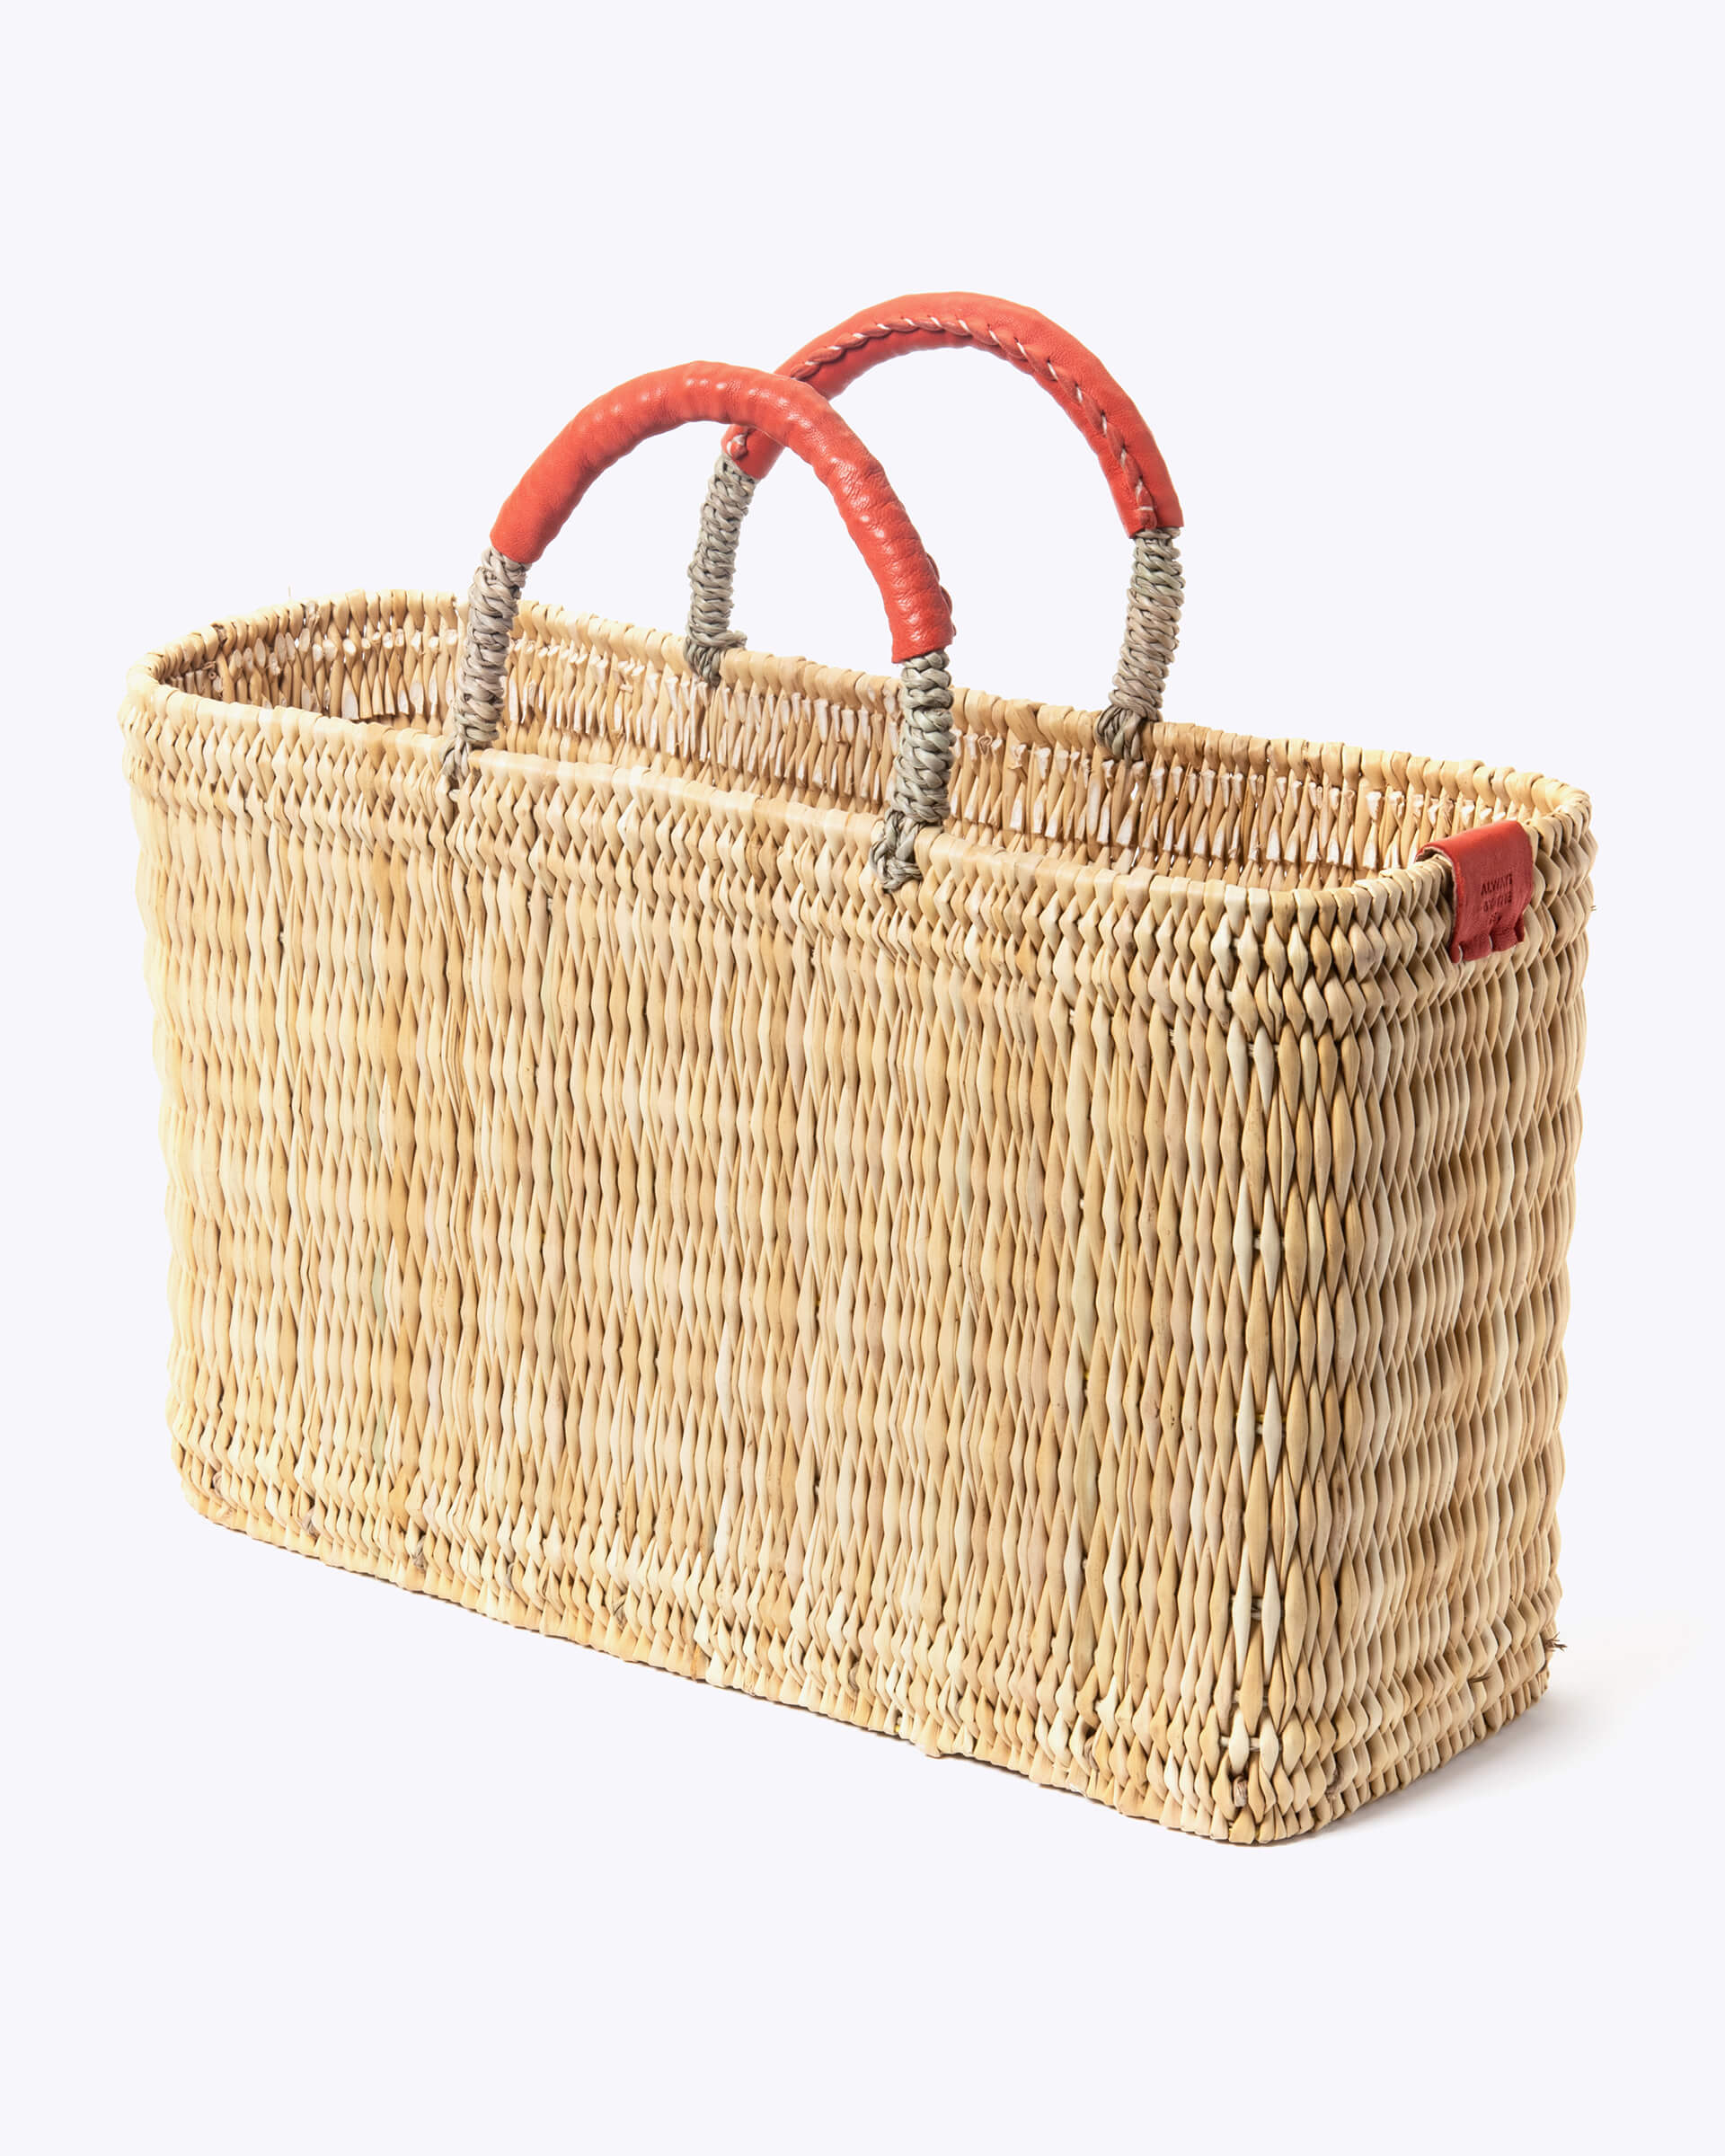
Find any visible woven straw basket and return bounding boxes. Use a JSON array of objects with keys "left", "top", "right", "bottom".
[{"left": 120, "top": 296, "right": 1594, "bottom": 1842}]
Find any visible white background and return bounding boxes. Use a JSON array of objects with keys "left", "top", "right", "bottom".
[{"left": 4, "top": 4, "right": 1720, "bottom": 2148}]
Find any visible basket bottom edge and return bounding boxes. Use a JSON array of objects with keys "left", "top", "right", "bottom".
[{"left": 177, "top": 1465, "right": 1553, "bottom": 1846}]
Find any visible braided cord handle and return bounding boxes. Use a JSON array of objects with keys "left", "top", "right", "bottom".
[
  {"left": 684, "top": 293, "right": 1184, "bottom": 754},
  {"left": 447, "top": 362, "right": 957, "bottom": 891}
]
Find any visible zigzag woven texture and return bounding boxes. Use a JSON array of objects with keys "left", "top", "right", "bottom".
[{"left": 121, "top": 593, "right": 1593, "bottom": 1842}]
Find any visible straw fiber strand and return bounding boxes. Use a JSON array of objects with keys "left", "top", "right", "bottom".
[{"left": 122, "top": 592, "right": 1592, "bottom": 1841}]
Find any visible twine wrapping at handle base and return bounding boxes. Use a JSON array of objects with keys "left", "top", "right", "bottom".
[
  {"left": 445, "top": 545, "right": 529, "bottom": 784},
  {"left": 685, "top": 454, "right": 756, "bottom": 687},
  {"left": 872, "top": 649, "right": 955, "bottom": 891},
  {"left": 1095, "top": 526, "right": 1185, "bottom": 758}
]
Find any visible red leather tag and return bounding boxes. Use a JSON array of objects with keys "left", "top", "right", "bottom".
[{"left": 1419, "top": 822, "right": 1535, "bottom": 962}]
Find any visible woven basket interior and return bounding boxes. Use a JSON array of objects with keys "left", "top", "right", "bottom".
[{"left": 153, "top": 591, "right": 1585, "bottom": 895}]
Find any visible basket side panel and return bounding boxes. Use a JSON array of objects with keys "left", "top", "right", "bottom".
[{"left": 1295, "top": 819, "right": 1593, "bottom": 1820}]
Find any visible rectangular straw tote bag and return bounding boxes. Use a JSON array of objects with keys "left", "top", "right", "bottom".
[{"left": 120, "top": 296, "right": 1595, "bottom": 1842}]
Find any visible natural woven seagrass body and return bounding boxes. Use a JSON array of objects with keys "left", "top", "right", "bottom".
[{"left": 122, "top": 592, "right": 1593, "bottom": 1842}]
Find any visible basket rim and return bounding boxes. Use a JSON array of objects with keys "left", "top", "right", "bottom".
[{"left": 124, "top": 588, "right": 1594, "bottom": 929}]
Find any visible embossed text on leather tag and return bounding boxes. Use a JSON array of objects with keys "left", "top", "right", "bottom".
[{"left": 1418, "top": 822, "right": 1535, "bottom": 962}]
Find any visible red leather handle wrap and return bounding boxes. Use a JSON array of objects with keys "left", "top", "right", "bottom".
[
  {"left": 721, "top": 293, "right": 1182, "bottom": 532},
  {"left": 491, "top": 363, "right": 955, "bottom": 662}
]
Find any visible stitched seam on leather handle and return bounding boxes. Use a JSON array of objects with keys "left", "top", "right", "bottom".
[{"left": 730, "top": 314, "right": 1160, "bottom": 520}]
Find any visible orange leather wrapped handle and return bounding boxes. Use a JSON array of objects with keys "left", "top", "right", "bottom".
[
  {"left": 721, "top": 293, "right": 1182, "bottom": 532},
  {"left": 491, "top": 362, "right": 954, "bottom": 662}
]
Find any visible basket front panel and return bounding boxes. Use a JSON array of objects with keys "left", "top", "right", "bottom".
[{"left": 123, "top": 602, "right": 1593, "bottom": 1842}]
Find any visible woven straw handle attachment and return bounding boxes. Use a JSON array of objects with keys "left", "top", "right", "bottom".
[
  {"left": 685, "top": 292, "right": 1184, "bottom": 755},
  {"left": 447, "top": 362, "right": 957, "bottom": 891}
]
